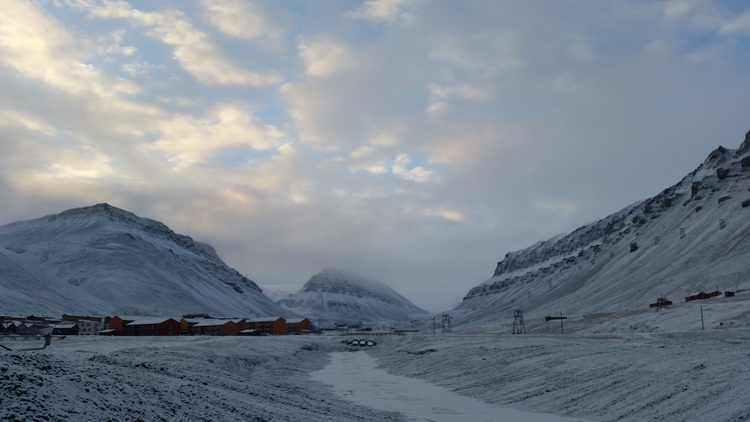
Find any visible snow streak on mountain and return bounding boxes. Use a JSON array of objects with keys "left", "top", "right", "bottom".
[
  {"left": 277, "top": 268, "right": 428, "bottom": 327},
  {"left": 454, "top": 129, "right": 750, "bottom": 325},
  {"left": 0, "top": 203, "right": 292, "bottom": 318}
]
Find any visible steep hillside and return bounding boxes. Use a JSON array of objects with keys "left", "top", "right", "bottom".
[
  {"left": 453, "top": 129, "right": 750, "bottom": 325},
  {"left": 277, "top": 268, "right": 428, "bottom": 327},
  {"left": 0, "top": 203, "right": 292, "bottom": 318}
]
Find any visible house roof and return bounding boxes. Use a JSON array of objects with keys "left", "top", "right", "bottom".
[
  {"left": 252, "top": 317, "right": 285, "bottom": 323},
  {"left": 192, "top": 319, "right": 236, "bottom": 327},
  {"left": 286, "top": 318, "right": 310, "bottom": 324},
  {"left": 125, "top": 317, "right": 177, "bottom": 326}
]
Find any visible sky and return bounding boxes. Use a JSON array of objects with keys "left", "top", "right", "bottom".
[{"left": 1, "top": 0, "right": 749, "bottom": 311}]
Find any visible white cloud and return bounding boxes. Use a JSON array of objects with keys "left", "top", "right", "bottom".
[
  {"left": 298, "top": 37, "right": 354, "bottom": 77},
  {"left": 201, "top": 0, "right": 284, "bottom": 45},
  {"left": 148, "top": 104, "right": 285, "bottom": 168},
  {"left": 0, "top": 110, "right": 57, "bottom": 135},
  {"left": 719, "top": 9, "right": 750, "bottom": 34},
  {"left": 0, "top": 1, "right": 137, "bottom": 97},
  {"left": 346, "top": 0, "right": 420, "bottom": 26},
  {"left": 391, "top": 153, "right": 436, "bottom": 183},
  {"left": 79, "top": 0, "right": 282, "bottom": 86}
]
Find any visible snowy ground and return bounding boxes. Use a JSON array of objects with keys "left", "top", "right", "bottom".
[
  {"left": 0, "top": 336, "right": 406, "bottom": 422},
  {"left": 2, "top": 299, "right": 750, "bottom": 422}
]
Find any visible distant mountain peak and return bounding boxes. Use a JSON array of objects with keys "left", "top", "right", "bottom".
[{"left": 278, "top": 269, "right": 427, "bottom": 326}]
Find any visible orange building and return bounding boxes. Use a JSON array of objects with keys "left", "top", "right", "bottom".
[
  {"left": 286, "top": 318, "right": 312, "bottom": 335},
  {"left": 182, "top": 319, "right": 249, "bottom": 336},
  {"left": 250, "top": 317, "right": 286, "bottom": 335}
]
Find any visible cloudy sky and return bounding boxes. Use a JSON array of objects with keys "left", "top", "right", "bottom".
[{"left": 1, "top": 0, "right": 749, "bottom": 310}]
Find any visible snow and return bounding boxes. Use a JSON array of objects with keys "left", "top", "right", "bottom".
[
  {"left": 0, "top": 203, "right": 292, "bottom": 318},
  {"left": 3, "top": 139, "right": 750, "bottom": 420},
  {"left": 278, "top": 268, "right": 428, "bottom": 327},
  {"left": 454, "top": 140, "right": 750, "bottom": 327},
  {"left": 3, "top": 308, "right": 750, "bottom": 422},
  {"left": 312, "top": 351, "right": 592, "bottom": 422}
]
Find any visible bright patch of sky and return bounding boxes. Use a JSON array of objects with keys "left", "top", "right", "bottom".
[{"left": 1, "top": 0, "right": 750, "bottom": 308}]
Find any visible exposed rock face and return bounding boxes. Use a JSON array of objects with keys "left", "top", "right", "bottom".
[
  {"left": 454, "top": 129, "right": 750, "bottom": 325},
  {"left": 735, "top": 129, "right": 750, "bottom": 157}
]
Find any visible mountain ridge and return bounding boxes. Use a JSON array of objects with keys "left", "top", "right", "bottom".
[
  {"left": 0, "top": 203, "right": 290, "bottom": 318},
  {"left": 453, "top": 129, "right": 750, "bottom": 325}
]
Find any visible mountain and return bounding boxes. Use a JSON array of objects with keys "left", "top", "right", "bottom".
[
  {"left": 276, "top": 268, "right": 428, "bottom": 327},
  {"left": 0, "top": 203, "right": 293, "bottom": 318},
  {"left": 453, "top": 129, "right": 750, "bottom": 325}
]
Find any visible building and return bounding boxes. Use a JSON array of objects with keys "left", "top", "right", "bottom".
[
  {"left": 121, "top": 317, "right": 181, "bottom": 336},
  {"left": 249, "top": 317, "right": 286, "bottom": 335},
  {"left": 15, "top": 322, "right": 39, "bottom": 336},
  {"left": 105, "top": 316, "right": 132, "bottom": 334},
  {"left": 182, "top": 318, "right": 249, "bottom": 336},
  {"left": 63, "top": 314, "right": 103, "bottom": 335},
  {"left": 77, "top": 320, "right": 103, "bottom": 335},
  {"left": 286, "top": 318, "right": 312, "bottom": 335},
  {"left": 51, "top": 322, "right": 79, "bottom": 336},
  {"left": 1, "top": 322, "right": 18, "bottom": 335}
]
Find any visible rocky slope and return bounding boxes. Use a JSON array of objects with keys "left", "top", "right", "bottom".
[
  {"left": 0, "top": 203, "right": 292, "bottom": 318},
  {"left": 453, "top": 129, "right": 750, "bottom": 325},
  {"left": 277, "top": 268, "right": 428, "bottom": 328}
]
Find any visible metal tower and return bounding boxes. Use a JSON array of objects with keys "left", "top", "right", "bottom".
[
  {"left": 441, "top": 314, "right": 452, "bottom": 333},
  {"left": 512, "top": 309, "right": 526, "bottom": 334}
]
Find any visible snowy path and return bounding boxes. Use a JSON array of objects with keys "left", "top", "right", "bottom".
[{"left": 312, "top": 351, "right": 593, "bottom": 422}]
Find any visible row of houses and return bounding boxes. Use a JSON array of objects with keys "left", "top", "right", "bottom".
[{"left": 0, "top": 314, "right": 313, "bottom": 337}]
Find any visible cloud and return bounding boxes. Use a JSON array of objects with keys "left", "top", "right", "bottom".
[
  {"left": 201, "top": 0, "right": 284, "bottom": 45},
  {"left": 0, "top": 1, "right": 138, "bottom": 96},
  {"left": 149, "top": 103, "right": 285, "bottom": 168},
  {"left": 345, "top": 0, "right": 420, "bottom": 26},
  {"left": 298, "top": 37, "right": 354, "bottom": 77},
  {"left": 719, "top": 9, "right": 750, "bottom": 34},
  {"left": 77, "top": 0, "right": 282, "bottom": 86},
  {"left": 2, "top": 1, "right": 750, "bottom": 309},
  {"left": 391, "top": 153, "right": 436, "bottom": 183}
]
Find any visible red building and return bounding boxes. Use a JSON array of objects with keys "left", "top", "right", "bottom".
[{"left": 121, "top": 317, "right": 181, "bottom": 336}]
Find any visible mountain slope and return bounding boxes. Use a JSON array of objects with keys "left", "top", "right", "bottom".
[
  {"left": 0, "top": 203, "right": 292, "bottom": 317},
  {"left": 277, "top": 268, "right": 428, "bottom": 327},
  {"left": 453, "top": 129, "right": 750, "bottom": 325}
]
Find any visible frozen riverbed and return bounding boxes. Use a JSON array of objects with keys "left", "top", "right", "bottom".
[{"left": 312, "top": 351, "right": 593, "bottom": 422}]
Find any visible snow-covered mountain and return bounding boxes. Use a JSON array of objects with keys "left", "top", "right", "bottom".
[
  {"left": 0, "top": 203, "right": 293, "bottom": 318},
  {"left": 453, "top": 129, "right": 750, "bottom": 325},
  {"left": 276, "top": 268, "right": 428, "bottom": 327}
]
